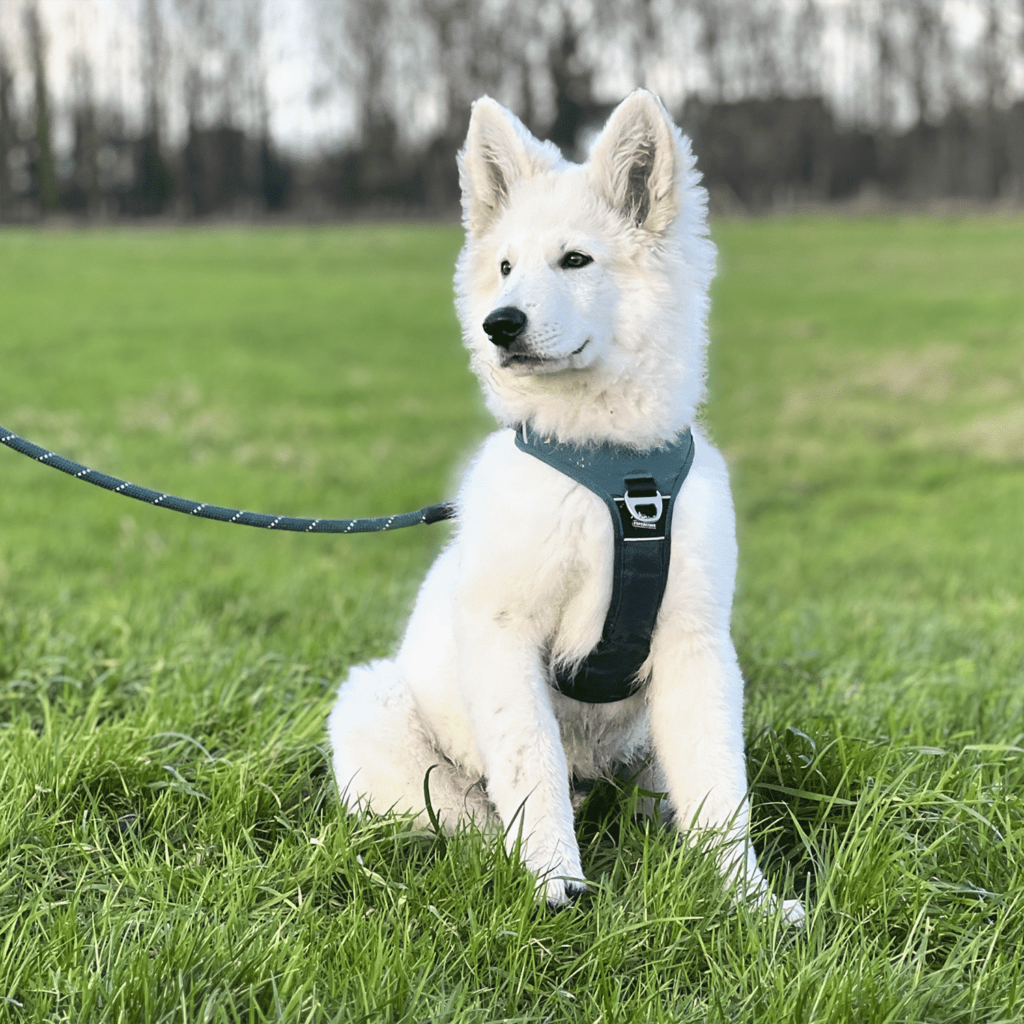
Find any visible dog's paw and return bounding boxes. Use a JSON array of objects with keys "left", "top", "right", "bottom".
[
  {"left": 543, "top": 875, "right": 588, "bottom": 910},
  {"left": 778, "top": 898, "right": 806, "bottom": 927},
  {"left": 748, "top": 892, "right": 806, "bottom": 927}
]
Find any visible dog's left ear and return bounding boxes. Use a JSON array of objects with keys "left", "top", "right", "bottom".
[{"left": 588, "top": 90, "right": 678, "bottom": 233}]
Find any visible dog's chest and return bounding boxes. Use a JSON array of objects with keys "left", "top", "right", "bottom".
[
  {"left": 512, "top": 477, "right": 615, "bottom": 659},
  {"left": 459, "top": 434, "right": 615, "bottom": 650}
]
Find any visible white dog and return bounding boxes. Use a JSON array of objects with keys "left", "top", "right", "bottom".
[{"left": 329, "top": 91, "right": 804, "bottom": 924}]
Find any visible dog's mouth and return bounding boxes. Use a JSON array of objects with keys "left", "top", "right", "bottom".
[{"left": 499, "top": 339, "right": 590, "bottom": 373}]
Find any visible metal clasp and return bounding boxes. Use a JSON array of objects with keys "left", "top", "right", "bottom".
[{"left": 623, "top": 477, "right": 665, "bottom": 523}]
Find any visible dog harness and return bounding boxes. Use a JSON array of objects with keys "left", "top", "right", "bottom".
[{"left": 515, "top": 425, "right": 696, "bottom": 704}]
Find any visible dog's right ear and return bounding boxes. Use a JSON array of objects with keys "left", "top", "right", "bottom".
[{"left": 459, "top": 98, "right": 557, "bottom": 235}]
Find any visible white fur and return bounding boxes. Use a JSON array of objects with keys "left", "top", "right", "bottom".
[{"left": 329, "top": 91, "right": 804, "bottom": 924}]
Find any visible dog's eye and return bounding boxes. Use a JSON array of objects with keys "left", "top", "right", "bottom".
[
  {"left": 560, "top": 251, "right": 593, "bottom": 269},
  {"left": 500, "top": 260, "right": 512, "bottom": 277}
]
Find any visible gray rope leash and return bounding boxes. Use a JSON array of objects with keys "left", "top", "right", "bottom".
[{"left": 0, "top": 423, "right": 456, "bottom": 534}]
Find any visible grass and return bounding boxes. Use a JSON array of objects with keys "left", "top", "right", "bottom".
[{"left": 1, "top": 216, "right": 1023, "bottom": 1022}]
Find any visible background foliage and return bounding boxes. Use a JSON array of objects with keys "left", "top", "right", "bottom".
[{"left": 2, "top": 0, "right": 1024, "bottom": 218}]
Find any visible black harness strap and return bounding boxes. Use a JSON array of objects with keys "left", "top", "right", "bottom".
[{"left": 514, "top": 426, "right": 696, "bottom": 704}]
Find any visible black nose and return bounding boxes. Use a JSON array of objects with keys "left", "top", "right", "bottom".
[{"left": 482, "top": 306, "right": 527, "bottom": 349}]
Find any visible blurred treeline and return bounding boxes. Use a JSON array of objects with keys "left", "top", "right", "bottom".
[{"left": 1, "top": 0, "right": 1023, "bottom": 222}]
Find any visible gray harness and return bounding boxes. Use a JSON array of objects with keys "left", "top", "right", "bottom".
[{"left": 515, "top": 426, "right": 696, "bottom": 704}]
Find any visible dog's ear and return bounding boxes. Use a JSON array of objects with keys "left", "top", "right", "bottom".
[
  {"left": 459, "top": 97, "right": 557, "bottom": 235},
  {"left": 588, "top": 90, "right": 678, "bottom": 233}
]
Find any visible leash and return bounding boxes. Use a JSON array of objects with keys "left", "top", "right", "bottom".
[{"left": 0, "top": 423, "right": 455, "bottom": 534}]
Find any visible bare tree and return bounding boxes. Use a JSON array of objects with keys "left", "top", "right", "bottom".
[
  {"left": 419, "top": 0, "right": 473, "bottom": 126},
  {"left": 874, "top": 5, "right": 899, "bottom": 130},
  {"left": 241, "top": 0, "right": 287, "bottom": 211},
  {"left": 171, "top": 0, "right": 267, "bottom": 214},
  {"left": 979, "top": 0, "right": 1009, "bottom": 110},
  {"left": 174, "top": 0, "right": 263, "bottom": 131},
  {"left": 69, "top": 53, "right": 100, "bottom": 214},
  {"left": 907, "top": 0, "right": 945, "bottom": 124},
  {"left": 175, "top": 0, "right": 219, "bottom": 130},
  {"left": 316, "top": 0, "right": 393, "bottom": 145},
  {"left": 740, "top": 0, "right": 784, "bottom": 97},
  {"left": 791, "top": 0, "right": 823, "bottom": 97},
  {"left": 544, "top": 7, "right": 600, "bottom": 157},
  {"left": 420, "top": 0, "right": 534, "bottom": 125},
  {"left": 23, "top": 0, "right": 57, "bottom": 213},
  {"left": 0, "top": 41, "right": 14, "bottom": 220},
  {"left": 242, "top": 0, "right": 267, "bottom": 137},
  {"left": 694, "top": 0, "right": 728, "bottom": 101},
  {"left": 141, "top": 0, "right": 165, "bottom": 140},
  {"left": 320, "top": 0, "right": 410, "bottom": 200},
  {"left": 590, "top": 0, "right": 661, "bottom": 93},
  {"left": 631, "top": 0, "right": 659, "bottom": 89},
  {"left": 137, "top": 0, "right": 174, "bottom": 213}
]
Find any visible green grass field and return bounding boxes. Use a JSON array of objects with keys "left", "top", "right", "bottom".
[{"left": 1, "top": 217, "right": 1022, "bottom": 1022}]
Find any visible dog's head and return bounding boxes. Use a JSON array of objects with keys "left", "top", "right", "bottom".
[{"left": 454, "top": 90, "right": 716, "bottom": 448}]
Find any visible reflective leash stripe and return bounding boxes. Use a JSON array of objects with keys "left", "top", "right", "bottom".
[{"left": 0, "top": 423, "right": 455, "bottom": 534}]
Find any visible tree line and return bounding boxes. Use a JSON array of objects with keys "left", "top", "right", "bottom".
[{"left": 1, "top": 0, "right": 1023, "bottom": 222}]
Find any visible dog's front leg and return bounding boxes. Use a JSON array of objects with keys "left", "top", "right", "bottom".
[
  {"left": 455, "top": 606, "right": 585, "bottom": 907},
  {"left": 649, "top": 632, "right": 805, "bottom": 924}
]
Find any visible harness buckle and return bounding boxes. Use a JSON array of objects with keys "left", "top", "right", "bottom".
[{"left": 623, "top": 476, "right": 665, "bottom": 523}]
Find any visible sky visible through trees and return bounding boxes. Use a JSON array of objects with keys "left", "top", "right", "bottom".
[{"left": 0, "top": 0, "right": 1023, "bottom": 217}]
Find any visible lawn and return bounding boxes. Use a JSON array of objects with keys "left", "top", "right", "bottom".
[{"left": 1, "top": 217, "right": 1022, "bottom": 1022}]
